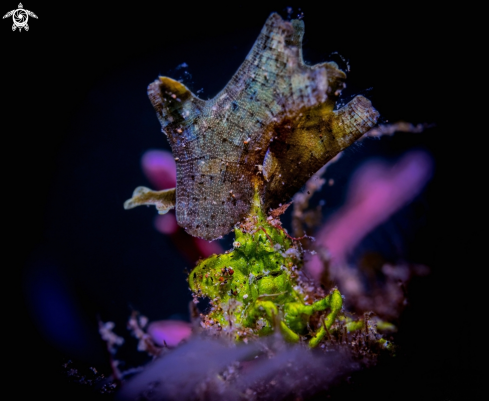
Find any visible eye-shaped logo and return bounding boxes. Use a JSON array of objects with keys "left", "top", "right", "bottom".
[{"left": 3, "top": 3, "right": 37, "bottom": 31}]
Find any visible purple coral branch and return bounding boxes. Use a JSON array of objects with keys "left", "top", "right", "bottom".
[
  {"left": 141, "top": 149, "right": 224, "bottom": 261},
  {"left": 307, "top": 150, "right": 433, "bottom": 278}
]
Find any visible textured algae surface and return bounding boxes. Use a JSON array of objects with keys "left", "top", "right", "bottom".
[{"left": 127, "top": 13, "right": 379, "bottom": 241}]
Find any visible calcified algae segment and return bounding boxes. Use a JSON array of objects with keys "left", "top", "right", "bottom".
[
  {"left": 125, "top": 13, "right": 379, "bottom": 241},
  {"left": 125, "top": 13, "right": 383, "bottom": 347}
]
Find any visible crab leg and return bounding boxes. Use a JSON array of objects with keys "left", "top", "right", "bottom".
[
  {"left": 244, "top": 300, "right": 300, "bottom": 342},
  {"left": 308, "top": 289, "right": 343, "bottom": 348}
]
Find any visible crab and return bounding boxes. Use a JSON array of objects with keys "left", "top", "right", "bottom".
[
  {"left": 124, "top": 12, "right": 387, "bottom": 349},
  {"left": 188, "top": 193, "right": 343, "bottom": 348}
]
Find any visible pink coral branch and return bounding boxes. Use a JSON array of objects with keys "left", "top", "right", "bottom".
[
  {"left": 307, "top": 150, "right": 433, "bottom": 277},
  {"left": 147, "top": 320, "right": 192, "bottom": 347},
  {"left": 141, "top": 149, "right": 223, "bottom": 260},
  {"left": 142, "top": 150, "right": 177, "bottom": 190}
]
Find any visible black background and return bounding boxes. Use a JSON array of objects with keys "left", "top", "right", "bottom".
[{"left": 4, "top": 1, "right": 475, "bottom": 399}]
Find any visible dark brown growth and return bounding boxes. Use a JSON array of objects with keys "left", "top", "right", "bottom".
[{"left": 144, "top": 13, "right": 379, "bottom": 240}]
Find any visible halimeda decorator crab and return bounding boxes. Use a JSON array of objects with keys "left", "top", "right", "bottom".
[
  {"left": 124, "top": 13, "right": 394, "bottom": 348},
  {"left": 188, "top": 192, "right": 344, "bottom": 348}
]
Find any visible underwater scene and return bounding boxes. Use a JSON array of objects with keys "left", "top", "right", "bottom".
[{"left": 7, "top": 2, "right": 474, "bottom": 400}]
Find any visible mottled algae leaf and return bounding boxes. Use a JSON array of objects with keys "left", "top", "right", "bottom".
[
  {"left": 124, "top": 187, "right": 176, "bottom": 215},
  {"left": 127, "top": 13, "right": 379, "bottom": 240}
]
